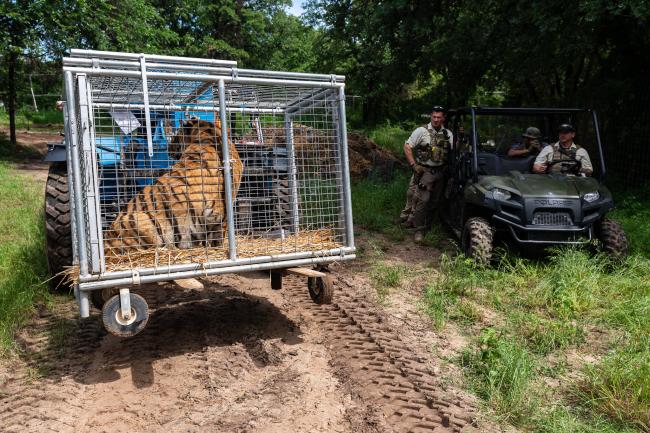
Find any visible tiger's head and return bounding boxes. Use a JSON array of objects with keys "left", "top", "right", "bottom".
[{"left": 169, "top": 118, "right": 223, "bottom": 159}]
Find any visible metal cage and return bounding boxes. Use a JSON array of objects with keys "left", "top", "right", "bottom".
[{"left": 62, "top": 50, "right": 355, "bottom": 317}]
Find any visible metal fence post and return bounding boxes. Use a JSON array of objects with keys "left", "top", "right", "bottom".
[
  {"left": 64, "top": 71, "right": 90, "bottom": 277},
  {"left": 77, "top": 74, "right": 104, "bottom": 273},
  {"left": 337, "top": 86, "right": 355, "bottom": 249},
  {"left": 284, "top": 114, "right": 300, "bottom": 233},
  {"left": 218, "top": 79, "right": 237, "bottom": 260}
]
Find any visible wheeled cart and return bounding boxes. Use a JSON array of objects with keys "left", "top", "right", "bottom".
[{"left": 51, "top": 49, "right": 356, "bottom": 336}]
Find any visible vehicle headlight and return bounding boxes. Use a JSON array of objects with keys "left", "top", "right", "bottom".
[
  {"left": 492, "top": 188, "right": 511, "bottom": 201},
  {"left": 584, "top": 191, "right": 600, "bottom": 203}
]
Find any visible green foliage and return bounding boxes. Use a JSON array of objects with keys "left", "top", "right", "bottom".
[
  {"left": 370, "top": 263, "right": 407, "bottom": 303},
  {"left": 368, "top": 123, "right": 412, "bottom": 156},
  {"left": 423, "top": 192, "right": 650, "bottom": 430},
  {"left": 460, "top": 328, "right": 535, "bottom": 424},
  {"left": 579, "top": 339, "right": 650, "bottom": 432},
  {"left": 508, "top": 312, "right": 584, "bottom": 356},
  {"left": 351, "top": 172, "right": 409, "bottom": 234},
  {"left": 0, "top": 162, "right": 49, "bottom": 355}
]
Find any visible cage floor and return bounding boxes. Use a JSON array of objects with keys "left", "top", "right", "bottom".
[{"left": 65, "top": 229, "right": 341, "bottom": 283}]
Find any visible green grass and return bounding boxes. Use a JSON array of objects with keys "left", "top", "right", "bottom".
[
  {"left": 460, "top": 327, "right": 536, "bottom": 424},
  {"left": 351, "top": 171, "right": 410, "bottom": 239},
  {"left": 367, "top": 122, "right": 412, "bottom": 156},
  {"left": 0, "top": 162, "right": 49, "bottom": 355},
  {"left": 370, "top": 262, "right": 407, "bottom": 303},
  {"left": 0, "top": 109, "right": 63, "bottom": 129},
  {"left": 423, "top": 231, "right": 650, "bottom": 430}
]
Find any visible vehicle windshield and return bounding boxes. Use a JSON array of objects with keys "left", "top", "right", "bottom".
[{"left": 452, "top": 111, "right": 602, "bottom": 177}]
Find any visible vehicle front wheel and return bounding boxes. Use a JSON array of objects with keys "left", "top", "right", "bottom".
[
  {"left": 596, "top": 218, "right": 628, "bottom": 260},
  {"left": 461, "top": 217, "right": 494, "bottom": 266}
]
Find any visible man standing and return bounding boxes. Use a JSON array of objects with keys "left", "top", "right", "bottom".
[
  {"left": 399, "top": 106, "right": 453, "bottom": 242},
  {"left": 507, "top": 126, "right": 542, "bottom": 157},
  {"left": 533, "top": 123, "right": 593, "bottom": 176}
]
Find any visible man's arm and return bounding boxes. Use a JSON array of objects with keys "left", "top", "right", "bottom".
[
  {"left": 404, "top": 142, "right": 416, "bottom": 167},
  {"left": 577, "top": 148, "right": 594, "bottom": 176},
  {"left": 508, "top": 146, "right": 530, "bottom": 157},
  {"left": 532, "top": 146, "right": 552, "bottom": 173}
]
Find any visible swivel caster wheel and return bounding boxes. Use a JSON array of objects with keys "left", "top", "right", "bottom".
[
  {"left": 308, "top": 270, "right": 333, "bottom": 305},
  {"left": 102, "top": 291, "right": 149, "bottom": 337}
]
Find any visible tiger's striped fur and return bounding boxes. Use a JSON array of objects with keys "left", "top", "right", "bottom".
[{"left": 105, "top": 119, "right": 243, "bottom": 254}]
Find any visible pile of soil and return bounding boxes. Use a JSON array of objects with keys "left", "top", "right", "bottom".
[
  {"left": 347, "top": 131, "right": 405, "bottom": 179},
  {"left": 242, "top": 126, "right": 405, "bottom": 180}
]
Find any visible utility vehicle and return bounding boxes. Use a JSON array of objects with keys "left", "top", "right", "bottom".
[{"left": 442, "top": 107, "right": 627, "bottom": 264}]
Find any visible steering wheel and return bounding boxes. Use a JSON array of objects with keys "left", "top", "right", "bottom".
[{"left": 546, "top": 158, "right": 581, "bottom": 175}]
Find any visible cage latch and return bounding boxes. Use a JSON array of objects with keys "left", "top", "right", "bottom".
[{"left": 139, "top": 54, "right": 154, "bottom": 157}]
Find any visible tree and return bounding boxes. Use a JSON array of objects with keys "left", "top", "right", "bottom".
[{"left": 0, "top": 0, "right": 43, "bottom": 147}]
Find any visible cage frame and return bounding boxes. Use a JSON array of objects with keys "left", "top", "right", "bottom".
[{"left": 62, "top": 50, "right": 355, "bottom": 317}]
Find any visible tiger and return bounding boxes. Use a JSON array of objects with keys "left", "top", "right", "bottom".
[{"left": 105, "top": 118, "right": 243, "bottom": 255}]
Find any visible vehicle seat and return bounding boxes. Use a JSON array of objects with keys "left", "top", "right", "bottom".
[
  {"left": 476, "top": 152, "right": 500, "bottom": 175},
  {"left": 498, "top": 155, "right": 536, "bottom": 174}
]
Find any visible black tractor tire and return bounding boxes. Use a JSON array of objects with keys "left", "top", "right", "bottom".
[
  {"left": 461, "top": 217, "right": 494, "bottom": 266},
  {"left": 45, "top": 162, "right": 73, "bottom": 292},
  {"left": 596, "top": 218, "right": 628, "bottom": 260}
]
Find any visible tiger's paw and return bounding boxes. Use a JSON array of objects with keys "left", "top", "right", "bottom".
[{"left": 173, "top": 278, "right": 205, "bottom": 290}]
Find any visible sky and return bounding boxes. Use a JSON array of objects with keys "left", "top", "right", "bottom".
[{"left": 287, "top": 0, "right": 306, "bottom": 16}]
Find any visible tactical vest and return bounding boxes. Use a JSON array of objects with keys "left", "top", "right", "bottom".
[
  {"left": 550, "top": 143, "right": 581, "bottom": 173},
  {"left": 414, "top": 126, "right": 451, "bottom": 167}
]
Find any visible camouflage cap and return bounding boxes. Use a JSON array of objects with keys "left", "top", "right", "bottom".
[{"left": 522, "top": 126, "right": 541, "bottom": 139}]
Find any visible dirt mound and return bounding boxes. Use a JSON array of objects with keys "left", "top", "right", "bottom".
[
  {"left": 240, "top": 125, "right": 404, "bottom": 180},
  {"left": 347, "top": 132, "right": 405, "bottom": 179}
]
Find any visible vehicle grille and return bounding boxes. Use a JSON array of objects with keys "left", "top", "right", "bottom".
[{"left": 532, "top": 211, "right": 573, "bottom": 226}]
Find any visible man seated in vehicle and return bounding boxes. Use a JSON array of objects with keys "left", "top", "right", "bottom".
[
  {"left": 507, "top": 126, "right": 543, "bottom": 157},
  {"left": 532, "top": 123, "right": 593, "bottom": 176}
]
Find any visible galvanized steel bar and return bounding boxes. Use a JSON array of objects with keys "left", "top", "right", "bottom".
[
  {"left": 337, "top": 86, "right": 355, "bottom": 249},
  {"left": 91, "top": 102, "right": 281, "bottom": 114},
  {"left": 139, "top": 56, "right": 154, "bottom": 156},
  {"left": 79, "top": 254, "right": 356, "bottom": 291},
  {"left": 218, "top": 79, "right": 237, "bottom": 260},
  {"left": 77, "top": 247, "right": 356, "bottom": 283},
  {"left": 76, "top": 74, "right": 103, "bottom": 273},
  {"left": 62, "top": 102, "right": 79, "bottom": 266},
  {"left": 69, "top": 49, "right": 237, "bottom": 67},
  {"left": 64, "top": 71, "right": 90, "bottom": 277},
  {"left": 63, "top": 56, "right": 343, "bottom": 82},
  {"left": 284, "top": 115, "right": 300, "bottom": 233},
  {"left": 62, "top": 67, "right": 345, "bottom": 89}
]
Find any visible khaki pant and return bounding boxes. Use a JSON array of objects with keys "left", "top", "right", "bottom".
[{"left": 400, "top": 168, "right": 445, "bottom": 231}]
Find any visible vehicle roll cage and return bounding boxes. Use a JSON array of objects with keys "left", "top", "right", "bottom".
[{"left": 448, "top": 107, "right": 606, "bottom": 183}]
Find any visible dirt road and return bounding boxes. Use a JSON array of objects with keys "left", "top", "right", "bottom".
[
  {"left": 1, "top": 129, "right": 490, "bottom": 432},
  {"left": 0, "top": 260, "right": 490, "bottom": 433}
]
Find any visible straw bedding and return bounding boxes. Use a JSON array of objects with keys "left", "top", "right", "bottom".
[{"left": 64, "top": 228, "right": 340, "bottom": 284}]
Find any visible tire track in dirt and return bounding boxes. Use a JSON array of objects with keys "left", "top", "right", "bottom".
[
  {"left": 0, "top": 280, "right": 353, "bottom": 433},
  {"left": 282, "top": 276, "right": 479, "bottom": 433}
]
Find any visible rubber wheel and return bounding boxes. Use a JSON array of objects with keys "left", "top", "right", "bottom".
[
  {"left": 102, "top": 293, "right": 149, "bottom": 337},
  {"left": 461, "top": 217, "right": 494, "bottom": 266},
  {"left": 597, "top": 218, "right": 628, "bottom": 260},
  {"left": 91, "top": 288, "right": 118, "bottom": 310},
  {"left": 44, "top": 162, "right": 73, "bottom": 292},
  {"left": 308, "top": 272, "right": 334, "bottom": 304}
]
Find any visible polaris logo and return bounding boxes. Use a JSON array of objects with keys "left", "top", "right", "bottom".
[{"left": 534, "top": 199, "right": 573, "bottom": 206}]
